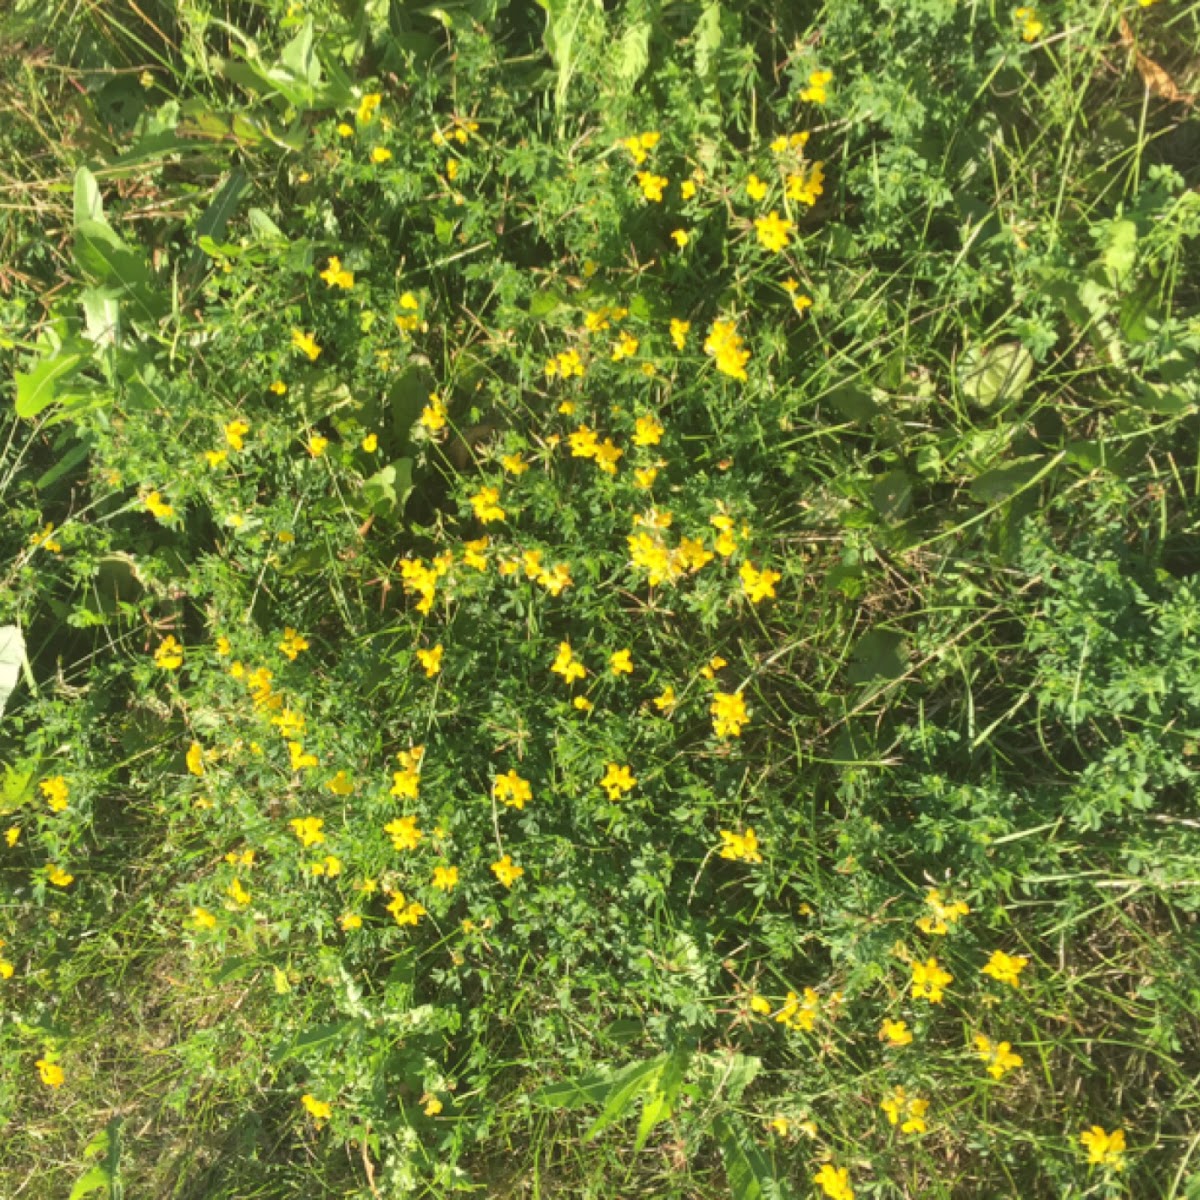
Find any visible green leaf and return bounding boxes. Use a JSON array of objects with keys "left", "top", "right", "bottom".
[
  {"left": 68, "top": 1165, "right": 111, "bottom": 1200},
  {"left": 73, "top": 167, "right": 104, "bottom": 228},
  {"left": 584, "top": 1054, "right": 667, "bottom": 1139},
  {"left": 14, "top": 349, "right": 87, "bottom": 419},
  {"left": 634, "top": 1047, "right": 689, "bottom": 1150},
  {"left": 0, "top": 626, "right": 26, "bottom": 724},
  {"left": 1101, "top": 218, "right": 1138, "bottom": 289},
  {"left": 968, "top": 454, "right": 1048, "bottom": 502},
  {"left": 73, "top": 220, "right": 164, "bottom": 325},
  {"left": 714, "top": 1114, "right": 786, "bottom": 1200},
  {"left": 80, "top": 288, "right": 120, "bottom": 347},
  {"left": 694, "top": 1, "right": 723, "bottom": 86},
  {"left": 185, "top": 169, "right": 251, "bottom": 287},
  {"left": 959, "top": 342, "right": 1034, "bottom": 409},
  {"left": 361, "top": 458, "right": 414, "bottom": 517},
  {"left": 615, "top": 14, "right": 652, "bottom": 86}
]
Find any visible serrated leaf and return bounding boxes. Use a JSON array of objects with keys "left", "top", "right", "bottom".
[{"left": 615, "top": 17, "right": 652, "bottom": 85}]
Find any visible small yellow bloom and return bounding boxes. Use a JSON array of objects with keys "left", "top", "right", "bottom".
[
  {"left": 386, "top": 892, "right": 427, "bottom": 926},
  {"left": 463, "top": 537, "right": 489, "bottom": 571},
  {"left": 573, "top": 695, "right": 593, "bottom": 712},
  {"left": 718, "top": 827, "right": 762, "bottom": 863},
  {"left": 652, "top": 685, "right": 676, "bottom": 713},
  {"left": 669, "top": 318, "right": 690, "bottom": 351},
  {"left": 357, "top": 92, "right": 382, "bottom": 124},
  {"left": 5, "top": 827, "right": 20, "bottom": 847},
  {"left": 746, "top": 174, "right": 768, "bottom": 202},
  {"left": 636, "top": 171, "right": 668, "bottom": 202},
  {"left": 191, "top": 907, "right": 218, "bottom": 930},
  {"left": 881, "top": 1086, "right": 928, "bottom": 1135},
  {"left": 279, "top": 627, "right": 310, "bottom": 661},
  {"left": 46, "top": 864, "right": 74, "bottom": 887},
  {"left": 609, "top": 648, "right": 633, "bottom": 676},
  {"left": 740, "top": 561, "right": 781, "bottom": 604},
  {"left": 634, "top": 466, "right": 660, "bottom": 489},
  {"left": 291, "top": 329, "right": 322, "bottom": 360},
  {"left": 155, "top": 636, "right": 184, "bottom": 670},
  {"left": 680, "top": 179, "right": 697, "bottom": 200},
  {"left": 611, "top": 331, "right": 639, "bottom": 362},
  {"left": 326, "top": 771, "right": 354, "bottom": 796},
  {"left": 813, "top": 1163, "right": 853, "bottom": 1200},
  {"left": 551, "top": 641, "right": 586, "bottom": 683},
  {"left": 269, "top": 380, "right": 288, "bottom": 395},
  {"left": 36, "top": 1058, "right": 65, "bottom": 1088},
  {"left": 494, "top": 769, "right": 532, "bottom": 810},
  {"left": 204, "top": 449, "right": 227, "bottom": 468},
  {"left": 30, "top": 522, "right": 62, "bottom": 552},
  {"left": 1014, "top": 6, "right": 1044, "bottom": 41},
  {"left": 711, "top": 690, "right": 749, "bottom": 738},
  {"left": 144, "top": 491, "right": 175, "bottom": 521},
  {"left": 361, "top": 432, "right": 378, "bottom": 453},
  {"left": 911, "top": 956, "right": 953, "bottom": 1004},
  {"left": 670, "top": 229, "right": 689, "bottom": 248},
  {"left": 799, "top": 69, "right": 833, "bottom": 105},
  {"left": 491, "top": 853, "right": 524, "bottom": 888},
  {"left": 290, "top": 816, "right": 325, "bottom": 847},
  {"left": 754, "top": 211, "right": 794, "bottom": 254},
  {"left": 319, "top": 256, "right": 355, "bottom": 289},
  {"left": 385, "top": 815, "right": 423, "bottom": 851},
  {"left": 916, "top": 887, "right": 971, "bottom": 935},
  {"left": 1080, "top": 1126, "right": 1126, "bottom": 1170},
  {"left": 879, "top": 1018, "right": 913, "bottom": 1046},
  {"left": 370, "top": 146, "right": 393, "bottom": 164},
  {"left": 703, "top": 319, "right": 751, "bottom": 381},
  {"left": 981, "top": 949, "right": 1029, "bottom": 988},
  {"left": 974, "top": 1034, "right": 1023, "bottom": 1079},
  {"left": 423, "top": 1094, "right": 443, "bottom": 1116},
  {"left": 40, "top": 776, "right": 69, "bottom": 812},
  {"left": 420, "top": 392, "right": 448, "bottom": 432},
  {"left": 600, "top": 763, "right": 636, "bottom": 801},
  {"left": 226, "top": 877, "right": 251, "bottom": 906},
  {"left": 302, "top": 1093, "right": 332, "bottom": 1122},
  {"left": 416, "top": 644, "right": 444, "bottom": 677},
  {"left": 632, "top": 415, "right": 664, "bottom": 447},
  {"left": 470, "top": 486, "right": 506, "bottom": 524},
  {"left": 186, "top": 742, "right": 205, "bottom": 778},
  {"left": 432, "top": 865, "right": 459, "bottom": 892},
  {"left": 339, "top": 912, "right": 363, "bottom": 931}
]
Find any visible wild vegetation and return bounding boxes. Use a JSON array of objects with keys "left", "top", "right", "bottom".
[{"left": 2, "top": 0, "right": 1199, "bottom": 1196}]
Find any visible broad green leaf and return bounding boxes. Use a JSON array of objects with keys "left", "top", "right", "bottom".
[
  {"left": 73, "top": 167, "right": 104, "bottom": 228},
  {"left": 185, "top": 169, "right": 251, "bottom": 286},
  {"left": 634, "top": 1047, "right": 689, "bottom": 1150},
  {"left": 361, "top": 458, "right": 414, "bottom": 517},
  {"left": 14, "top": 349, "right": 87, "bottom": 418},
  {"left": 959, "top": 342, "right": 1034, "bottom": 409},
  {"left": 694, "top": 1, "right": 723, "bottom": 85},
  {"left": 279, "top": 18, "right": 320, "bottom": 87},
  {"left": 615, "top": 15, "right": 652, "bottom": 86},
  {"left": 80, "top": 287, "right": 120, "bottom": 347},
  {"left": 584, "top": 1053, "right": 667, "bottom": 1139},
  {"left": 969, "top": 454, "right": 1048, "bottom": 502},
  {"left": 1101, "top": 219, "right": 1138, "bottom": 288},
  {"left": 714, "top": 1114, "right": 786, "bottom": 1200},
  {"left": 73, "top": 220, "right": 164, "bottom": 325},
  {"left": 0, "top": 626, "right": 25, "bottom": 723},
  {"left": 68, "top": 1166, "right": 111, "bottom": 1200}
]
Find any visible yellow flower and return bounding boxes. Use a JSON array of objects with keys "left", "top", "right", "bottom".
[
  {"left": 361, "top": 433, "right": 378, "bottom": 453},
  {"left": 703, "top": 319, "right": 751, "bottom": 381},
  {"left": 155, "top": 635, "right": 184, "bottom": 670},
  {"left": 445, "top": 157, "right": 459, "bottom": 181},
  {"left": 1080, "top": 1126, "right": 1126, "bottom": 1170},
  {"left": 609, "top": 648, "right": 633, "bottom": 676},
  {"left": 491, "top": 853, "right": 524, "bottom": 888},
  {"left": 879, "top": 1018, "right": 913, "bottom": 1046},
  {"left": 326, "top": 771, "right": 354, "bottom": 796},
  {"left": 670, "top": 229, "right": 689, "bottom": 248},
  {"left": 185, "top": 742, "right": 205, "bottom": 778},
  {"left": 269, "top": 380, "right": 288, "bottom": 395},
  {"left": 974, "top": 1034, "right": 1023, "bottom": 1080},
  {"left": 632, "top": 416, "right": 664, "bottom": 447},
  {"left": 799, "top": 69, "right": 833, "bottom": 104},
  {"left": 302, "top": 1093, "right": 332, "bottom": 1122},
  {"left": 680, "top": 179, "right": 697, "bottom": 200},
  {"left": 46, "top": 864, "right": 74, "bottom": 887},
  {"left": 357, "top": 92, "right": 382, "bottom": 124},
  {"left": 423, "top": 1094, "right": 443, "bottom": 1116},
  {"left": 740, "top": 561, "right": 781, "bottom": 604},
  {"left": 385, "top": 815, "right": 423, "bottom": 851},
  {"left": 36, "top": 1058, "right": 65, "bottom": 1088},
  {"left": 916, "top": 887, "right": 971, "bottom": 935},
  {"left": 191, "top": 907, "right": 218, "bottom": 930},
  {"left": 370, "top": 146, "right": 393, "bottom": 164},
  {"left": 749, "top": 994, "right": 772, "bottom": 1016},
  {"left": 494, "top": 769, "right": 533, "bottom": 810},
  {"left": 600, "top": 763, "right": 636, "bottom": 801},
  {"left": 144, "top": 491, "right": 175, "bottom": 521},
  {"left": 881, "top": 1087, "right": 928, "bottom": 1135},
  {"left": 745, "top": 174, "right": 768, "bottom": 202},
  {"left": 30, "top": 522, "right": 62, "bottom": 552},
  {"left": 307, "top": 434, "right": 329, "bottom": 457},
  {"left": 339, "top": 912, "right": 363, "bottom": 931},
  {"left": 813, "top": 1163, "right": 853, "bottom": 1200},
  {"left": 569, "top": 425, "right": 599, "bottom": 459},
  {"left": 319, "top": 256, "right": 354, "bottom": 289},
  {"left": 718, "top": 827, "right": 762, "bottom": 863},
  {"left": 551, "top": 641, "right": 586, "bottom": 683},
  {"left": 636, "top": 171, "right": 668, "bottom": 202},
  {"left": 669, "top": 318, "right": 690, "bottom": 350},
  {"left": 754, "top": 211, "right": 794, "bottom": 254},
  {"left": 911, "top": 956, "right": 953, "bottom": 1004},
  {"left": 310, "top": 854, "right": 342, "bottom": 878},
  {"left": 982, "top": 949, "right": 1029, "bottom": 988},
  {"left": 699, "top": 654, "right": 727, "bottom": 679},
  {"left": 291, "top": 329, "right": 322, "bottom": 360},
  {"left": 501, "top": 452, "right": 529, "bottom": 475},
  {"left": 1014, "top": 6, "right": 1044, "bottom": 40},
  {"left": 432, "top": 865, "right": 459, "bottom": 892},
  {"left": 226, "top": 877, "right": 251, "bottom": 906},
  {"left": 463, "top": 537, "right": 489, "bottom": 571},
  {"left": 652, "top": 685, "right": 676, "bottom": 713},
  {"left": 279, "top": 627, "right": 310, "bottom": 661},
  {"left": 289, "top": 816, "right": 325, "bottom": 847},
  {"left": 417, "top": 644, "right": 444, "bottom": 677},
  {"left": 204, "top": 449, "right": 227, "bottom": 468},
  {"left": 711, "top": 690, "right": 749, "bottom": 738},
  {"left": 420, "top": 392, "right": 448, "bottom": 432},
  {"left": 386, "top": 892, "right": 426, "bottom": 925},
  {"left": 593, "top": 438, "right": 624, "bottom": 475},
  {"left": 573, "top": 695, "right": 594, "bottom": 712},
  {"left": 786, "top": 161, "right": 826, "bottom": 206},
  {"left": 40, "top": 776, "right": 69, "bottom": 813},
  {"left": 611, "top": 331, "right": 639, "bottom": 362},
  {"left": 5, "top": 826, "right": 20, "bottom": 847},
  {"left": 634, "top": 466, "right": 660, "bottom": 489},
  {"left": 470, "top": 486, "right": 506, "bottom": 524}
]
